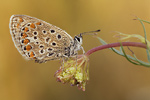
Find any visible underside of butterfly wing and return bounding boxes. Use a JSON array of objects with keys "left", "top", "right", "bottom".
[{"left": 9, "top": 15, "right": 74, "bottom": 63}]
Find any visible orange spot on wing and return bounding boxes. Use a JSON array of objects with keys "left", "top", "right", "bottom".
[
  {"left": 22, "top": 33, "right": 28, "bottom": 38},
  {"left": 30, "top": 52, "right": 35, "bottom": 58},
  {"left": 19, "top": 17, "right": 24, "bottom": 22},
  {"left": 24, "top": 27, "right": 29, "bottom": 32},
  {"left": 26, "top": 45, "right": 32, "bottom": 51},
  {"left": 30, "top": 23, "right": 35, "bottom": 28},
  {"left": 23, "top": 39, "right": 30, "bottom": 45},
  {"left": 36, "top": 22, "right": 41, "bottom": 25},
  {"left": 16, "top": 23, "right": 19, "bottom": 28}
]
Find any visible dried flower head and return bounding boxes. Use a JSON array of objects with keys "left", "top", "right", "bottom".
[{"left": 55, "top": 54, "right": 89, "bottom": 91}]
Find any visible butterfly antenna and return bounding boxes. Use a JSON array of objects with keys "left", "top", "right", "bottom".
[{"left": 80, "top": 29, "right": 100, "bottom": 36}]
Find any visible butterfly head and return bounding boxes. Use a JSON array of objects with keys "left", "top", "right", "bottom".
[
  {"left": 71, "top": 34, "right": 83, "bottom": 54},
  {"left": 71, "top": 29, "right": 100, "bottom": 56},
  {"left": 73, "top": 29, "right": 100, "bottom": 47},
  {"left": 74, "top": 34, "right": 83, "bottom": 46}
]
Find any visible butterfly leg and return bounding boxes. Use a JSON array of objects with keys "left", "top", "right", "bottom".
[
  {"left": 81, "top": 46, "right": 85, "bottom": 54},
  {"left": 75, "top": 55, "right": 78, "bottom": 70},
  {"left": 61, "top": 58, "right": 65, "bottom": 71}
]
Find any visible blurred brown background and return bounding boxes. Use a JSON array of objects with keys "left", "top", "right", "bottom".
[{"left": 1, "top": 0, "right": 150, "bottom": 100}]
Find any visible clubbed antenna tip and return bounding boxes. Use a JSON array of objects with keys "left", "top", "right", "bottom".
[
  {"left": 96, "top": 29, "right": 101, "bottom": 32},
  {"left": 80, "top": 29, "right": 101, "bottom": 36}
]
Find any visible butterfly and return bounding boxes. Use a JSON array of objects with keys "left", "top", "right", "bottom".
[{"left": 9, "top": 15, "right": 100, "bottom": 63}]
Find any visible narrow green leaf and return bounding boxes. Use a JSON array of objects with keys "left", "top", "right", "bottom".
[
  {"left": 97, "top": 36, "right": 150, "bottom": 66},
  {"left": 97, "top": 36, "right": 139, "bottom": 62},
  {"left": 137, "top": 17, "right": 147, "bottom": 39},
  {"left": 137, "top": 17, "right": 150, "bottom": 62},
  {"left": 119, "top": 43, "right": 140, "bottom": 65},
  {"left": 140, "top": 19, "right": 150, "bottom": 24},
  {"left": 119, "top": 47, "right": 123, "bottom": 53},
  {"left": 146, "top": 49, "right": 150, "bottom": 63},
  {"left": 132, "top": 54, "right": 150, "bottom": 67},
  {"left": 97, "top": 37, "right": 107, "bottom": 45}
]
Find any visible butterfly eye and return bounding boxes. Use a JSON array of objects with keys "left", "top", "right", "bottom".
[
  {"left": 77, "top": 37, "right": 80, "bottom": 42},
  {"left": 75, "top": 36, "right": 80, "bottom": 42}
]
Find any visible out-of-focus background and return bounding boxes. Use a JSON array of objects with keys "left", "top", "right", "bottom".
[{"left": 1, "top": 0, "right": 150, "bottom": 100}]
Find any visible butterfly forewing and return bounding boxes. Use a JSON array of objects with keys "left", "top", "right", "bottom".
[{"left": 9, "top": 15, "right": 74, "bottom": 63}]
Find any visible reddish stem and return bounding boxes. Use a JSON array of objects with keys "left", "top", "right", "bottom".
[{"left": 85, "top": 42, "right": 147, "bottom": 56}]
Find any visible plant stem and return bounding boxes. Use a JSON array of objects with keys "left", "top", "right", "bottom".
[{"left": 85, "top": 42, "right": 146, "bottom": 56}]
